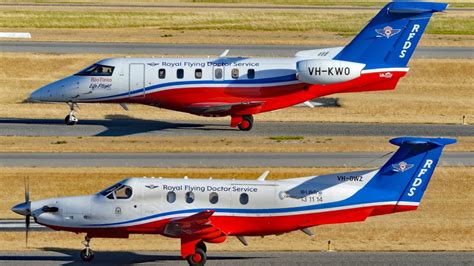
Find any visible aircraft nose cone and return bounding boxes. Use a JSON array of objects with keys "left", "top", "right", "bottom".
[{"left": 11, "top": 202, "right": 30, "bottom": 216}]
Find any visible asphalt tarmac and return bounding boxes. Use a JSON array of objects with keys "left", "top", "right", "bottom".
[
  {"left": 0, "top": 119, "right": 472, "bottom": 137},
  {"left": 0, "top": 2, "right": 472, "bottom": 11},
  {"left": 1, "top": 42, "right": 472, "bottom": 58},
  {"left": 0, "top": 152, "right": 471, "bottom": 168},
  {"left": 0, "top": 251, "right": 471, "bottom": 265}
]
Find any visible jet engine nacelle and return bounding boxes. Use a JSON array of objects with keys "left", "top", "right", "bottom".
[{"left": 296, "top": 59, "right": 366, "bottom": 85}]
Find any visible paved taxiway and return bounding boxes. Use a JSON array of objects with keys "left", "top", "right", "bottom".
[
  {"left": 1, "top": 2, "right": 472, "bottom": 11},
  {"left": 1, "top": 42, "right": 472, "bottom": 58},
  {"left": 0, "top": 152, "right": 471, "bottom": 168},
  {"left": 0, "top": 119, "right": 472, "bottom": 137},
  {"left": 0, "top": 251, "right": 471, "bottom": 265}
]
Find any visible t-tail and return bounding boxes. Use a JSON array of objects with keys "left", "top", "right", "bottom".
[
  {"left": 367, "top": 137, "right": 456, "bottom": 215},
  {"left": 334, "top": 1, "right": 448, "bottom": 69}
]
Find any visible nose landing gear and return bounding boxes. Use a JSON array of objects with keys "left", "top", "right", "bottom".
[
  {"left": 65, "top": 102, "right": 79, "bottom": 126},
  {"left": 80, "top": 235, "right": 94, "bottom": 262}
]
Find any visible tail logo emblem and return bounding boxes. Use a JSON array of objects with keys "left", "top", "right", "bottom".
[
  {"left": 375, "top": 26, "right": 401, "bottom": 39},
  {"left": 392, "top": 161, "right": 414, "bottom": 172}
]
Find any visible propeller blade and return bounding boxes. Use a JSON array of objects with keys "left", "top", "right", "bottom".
[
  {"left": 25, "top": 176, "right": 30, "bottom": 203},
  {"left": 25, "top": 215, "right": 30, "bottom": 248},
  {"left": 24, "top": 176, "right": 31, "bottom": 248}
]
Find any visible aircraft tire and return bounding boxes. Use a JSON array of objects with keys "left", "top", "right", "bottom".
[
  {"left": 80, "top": 248, "right": 95, "bottom": 262},
  {"left": 197, "top": 241, "right": 207, "bottom": 253},
  {"left": 238, "top": 115, "right": 253, "bottom": 131},
  {"left": 65, "top": 115, "right": 78, "bottom": 126},
  {"left": 186, "top": 247, "right": 206, "bottom": 266}
]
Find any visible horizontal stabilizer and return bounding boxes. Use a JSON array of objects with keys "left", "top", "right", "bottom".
[{"left": 390, "top": 137, "right": 457, "bottom": 147}]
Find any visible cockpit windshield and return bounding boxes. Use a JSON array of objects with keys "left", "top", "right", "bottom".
[
  {"left": 75, "top": 64, "right": 114, "bottom": 76},
  {"left": 99, "top": 183, "right": 133, "bottom": 200}
]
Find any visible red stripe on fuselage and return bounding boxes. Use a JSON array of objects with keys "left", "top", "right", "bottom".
[
  {"left": 43, "top": 203, "right": 416, "bottom": 238},
  {"left": 102, "top": 71, "right": 407, "bottom": 116}
]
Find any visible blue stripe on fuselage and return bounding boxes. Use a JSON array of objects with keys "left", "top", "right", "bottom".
[{"left": 84, "top": 198, "right": 415, "bottom": 227}]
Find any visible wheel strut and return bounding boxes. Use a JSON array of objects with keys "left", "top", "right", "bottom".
[
  {"left": 80, "top": 235, "right": 95, "bottom": 262},
  {"left": 65, "top": 102, "right": 79, "bottom": 126}
]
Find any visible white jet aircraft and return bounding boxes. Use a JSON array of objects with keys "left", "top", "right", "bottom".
[
  {"left": 28, "top": 2, "right": 447, "bottom": 131},
  {"left": 12, "top": 137, "right": 455, "bottom": 265}
]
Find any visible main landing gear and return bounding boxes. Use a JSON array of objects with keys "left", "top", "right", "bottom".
[
  {"left": 65, "top": 102, "right": 79, "bottom": 126},
  {"left": 181, "top": 238, "right": 209, "bottom": 266},
  {"left": 80, "top": 235, "right": 95, "bottom": 262},
  {"left": 231, "top": 115, "right": 254, "bottom": 131},
  {"left": 186, "top": 241, "right": 207, "bottom": 266}
]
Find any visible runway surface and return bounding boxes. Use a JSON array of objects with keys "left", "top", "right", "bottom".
[
  {"left": 0, "top": 119, "right": 472, "bottom": 137},
  {"left": 0, "top": 152, "right": 471, "bottom": 167},
  {"left": 1, "top": 2, "right": 472, "bottom": 11},
  {"left": 1, "top": 42, "right": 472, "bottom": 58},
  {"left": 0, "top": 220, "right": 47, "bottom": 232},
  {"left": 0, "top": 251, "right": 471, "bottom": 265}
]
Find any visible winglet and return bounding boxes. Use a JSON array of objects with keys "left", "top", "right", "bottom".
[{"left": 257, "top": 170, "right": 270, "bottom": 181}]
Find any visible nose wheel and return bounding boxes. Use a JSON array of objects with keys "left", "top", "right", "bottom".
[
  {"left": 65, "top": 114, "right": 78, "bottom": 126},
  {"left": 80, "top": 236, "right": 95, "bottom": 262},
  {"left": 65, "top": 102, "right": 79, "bottom": 126}
]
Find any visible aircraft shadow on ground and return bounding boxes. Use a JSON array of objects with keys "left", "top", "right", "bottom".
[
  {"left": 0, "top": 114, "right": 236, "bottom": 136},
  {"left": 0, "top": 247, "right": 261, "bottom": 265}
]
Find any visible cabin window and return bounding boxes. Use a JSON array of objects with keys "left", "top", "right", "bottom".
[
  {"left": 247, "top": 69, "right": 255, "bottom": 79},
  {"left": 214, "top": 68, "right": 223, "bottom": 79},
  {"left": 167, "top": 191, "right": 176, "bottom": 203},
  {"left": 177, "top": 69, "right": 184, "bottom": 79},
  {"left": 239, "top": 193, "right": 249, "bottom": 205},
  {"left": 231, "top": 68, "right": 239, "bottom": 79},
  {"left": 209, "top": 192, "right": 219, "bottom": 204},
  {"left": 75, "top": 64, "right": 114, "bottom": 76},
  {"left": 195, "top": 69, "right": 203, "bottom": 79},
  {"left": 158, "top": 69, "right": 166, "bottom": 79},
  {"left": 185, "top": 191, "right": 195, "bottom": 203}
]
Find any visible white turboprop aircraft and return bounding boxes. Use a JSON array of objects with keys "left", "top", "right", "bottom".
[
  {"left": 28, "top": 2, "right": 447, "bottom": 130},
  {"left": 12, "top": 137, "right": 455, "bottom": 265}
]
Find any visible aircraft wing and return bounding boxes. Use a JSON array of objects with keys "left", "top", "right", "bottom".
[
  {"left": 164, "top": 210, "right": 227, "bottom": 242},
  {"left": 187, "top": 101, "right": 264, "bottom": 115}
]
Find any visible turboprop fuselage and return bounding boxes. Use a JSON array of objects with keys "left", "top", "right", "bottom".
[{"left": 11, "top": 136, "right": 456, "bottom": 265}]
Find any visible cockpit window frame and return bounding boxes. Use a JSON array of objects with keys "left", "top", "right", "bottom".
[
  {"left": 75, "top": 64, "right": 115, "bottom": 76},
  {"left": 99, "top": 183, "right": 133, "bottom": 200},
  {"left": 99, "top": 183, "right": 122, "bottom": 196}
]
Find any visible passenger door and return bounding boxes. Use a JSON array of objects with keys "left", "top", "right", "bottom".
[{"left": 129, "top": 63, "right": 145, "bottom": 97}]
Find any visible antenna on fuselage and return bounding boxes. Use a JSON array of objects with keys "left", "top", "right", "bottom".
[
  {"left": 257, "top": 170, "right": 270, "bottom": 181},
  {"left": 219, "top": 49, "right": 230, "bottom": 58}
]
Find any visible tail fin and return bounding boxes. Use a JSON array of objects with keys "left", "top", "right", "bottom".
[
  {"left": 371, "top": 137, "right": 455, "bottom": 212},
  {"left": 334, "top": 1, "right": 448, "bottom": 68}
]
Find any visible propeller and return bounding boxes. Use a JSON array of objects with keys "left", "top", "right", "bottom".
[{"left": 11, "top": 177, "right": 32, "bottom": 248}]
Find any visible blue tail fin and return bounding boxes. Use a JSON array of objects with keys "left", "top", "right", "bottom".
[
  {"left": 334, "top": 1, "right": 448, "bottom": 68},
  {"left": 371, "top": 137, "right": 456, "bottom": 208}
]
